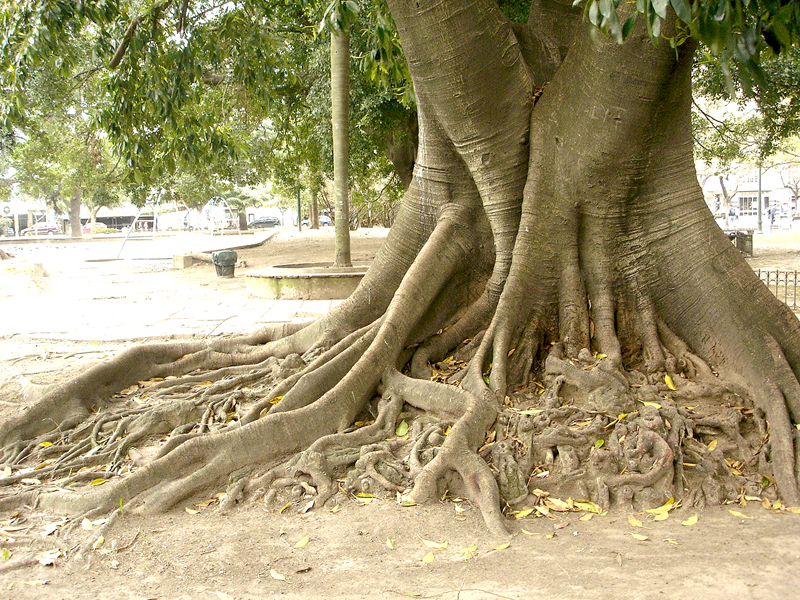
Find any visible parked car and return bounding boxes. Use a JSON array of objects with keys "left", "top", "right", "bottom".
[
  {"left": 82, "top": 221, "right": 110, "bottom": 233},
  {"left": 249, "top": 216, "right": 281, "bottom": 228},
  {"left": 21, "top": 222, "right": 61, "bottom": 236},
  {"left": 301, "top": 215, "right": 333, "bottom": 226}
]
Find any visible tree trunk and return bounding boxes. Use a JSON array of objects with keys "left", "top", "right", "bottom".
[
  {"left": 311, "top": 191, "right": 320, "bottom": 229},
  {"left": 69, "top": 191, "right": 82, "bottom": 238},
  {"left": 331, "top": 30, "right": 351, "bottom": 267},
  {"left": 4, "top": 1, "right": 800, "bottom": 536}
]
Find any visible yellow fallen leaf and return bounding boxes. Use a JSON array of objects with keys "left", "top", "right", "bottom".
[
  {"left": 681, "top": 515, "right": 698, "bottom": 526},
  {"left": 216, "top": 593, "right": 234, "bottom": 600},
  {"left": 92, "top": 536, "right": 104, "bottom": 551},
  {"left": 645, "top": 498, "right": 676, "bottom": 515},
  {"left": 521, "top": 528, "right": 535, "bottom": 535},
  {"left": 395, "top": 420, "right": 409, "bottom": 436},
  {"left": 422, "top": 551, "right": 435, "bottom": 564},
  {"left": 653, "top": 512, "right": 669, "bottom": 522},
  {"left": 460, "top": 545, "right": 478, "bottom": 560},
  {"left": 574, "top": 500, "right": 605, "bottom": 514},
  {"left": 421, "top": 539, "right": 448, "bottom": 549},
  {"left": 628, "top": 515, "right": 644, "bottom": 528},
  {"left": 330, "top": 504, "right": 341, "bottom": 513},
  {"left": 269, "top": 395, "right": 283, "bottom": 405},
  {"left": 545, "top": 497, "right": 571, "bottom": 511},
  {"left": 665, "top": 374, "right": 677, "bottom": 390},
  {"left": 89, "top": 478, "right": 107, "bottom": 486},
  {"left": 784, "top": 506, "right": 800, "bottom": 514},
  {"left": 293, "top": 536, "right": 310, "bottom": 549},
  {"left": 81, "top": 518, "right": 93, "bottom": 531},
  {"left": 269, "top": 568, "right": 286, "bottom": 581},
  {"left": 386, "top": 537, "right": 395, "bottom": 550},
  {"left": 39, "top": 441, "right": 53, "bottom": 447},
  {"left": 492, "top": 542, "right": 510, "bottom": 550},
  {"left": 185, "top": 508, "right": 199, "bottom": 515},
  {"left": 642, "top": 401, "right": 662, "bottom": 409},
  {"left": 514, "top": 508, "right": 534, "bottom": 519},
  {"left": 707, "top": 439, "right": 718, "bottom": 452},
  {"left": 579, "top": 513, "right": 593, "bottom": 521},
  {"left": 729, "top": 510, "right": 753, "bottom": 519},
  {"left": 279, "top": 503, "right": 291, "bottom": 514},
  {"left": 196, "top": 381, "right": 214, "bottom": 387},
  {"left": 629, "top": 533, "right": 650, "bottom": 541}
]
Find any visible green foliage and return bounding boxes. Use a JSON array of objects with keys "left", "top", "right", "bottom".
[{"left": 578, "top": 0, "right": 800, "bottom": 91}]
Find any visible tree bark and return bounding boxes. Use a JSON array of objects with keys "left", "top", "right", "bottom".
[
  {"left": 331, "top": 30, "right": 351, "bottom": 267},
  {"left": 69, "top": 191, "right": 83, "bottom": 238}
]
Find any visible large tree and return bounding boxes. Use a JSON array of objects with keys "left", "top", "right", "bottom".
[{"left": 2, "top": 0, "right": 800, "bottom": 536}]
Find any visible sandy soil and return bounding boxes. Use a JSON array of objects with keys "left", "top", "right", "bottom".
[{"left": 1, "top": 228, "right": 800, "bottom": 599}]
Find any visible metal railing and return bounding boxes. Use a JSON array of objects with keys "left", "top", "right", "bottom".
[{"left": 756, "top": 270, "right": 799, "bottom": 310}]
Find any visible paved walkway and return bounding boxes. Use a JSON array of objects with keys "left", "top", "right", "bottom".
[{"left": 0, "top": 231, "right": 342, "bottom": 341}]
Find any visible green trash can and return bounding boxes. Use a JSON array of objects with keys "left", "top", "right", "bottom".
[{"left": 212, "top": 250, "right": 238, "bottom": 278}]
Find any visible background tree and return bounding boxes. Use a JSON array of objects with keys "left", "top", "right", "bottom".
[{"left": 3, "top": 0, "right": 800, "bottom": 539}]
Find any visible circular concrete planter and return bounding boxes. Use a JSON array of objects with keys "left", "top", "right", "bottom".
[{"left": 245, "top": 262, "right": 369, "bottom": 300}]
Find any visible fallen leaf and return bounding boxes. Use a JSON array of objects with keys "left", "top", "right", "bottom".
[
  {"left": 216, "top": 593, "right": 235, "bottom": 600},
  {"left": 92, "top": 536, "right": 104, "bottom": 551},
  {"left": 729, "top": 510, "right": 753, "bottom": 519},
  {"left": 460, "top": 545, "right": 478, "bottom": 560},
  {"left": 545, "top": 497, "right": 571, "bottom": 511},
  {"left": 81, "top": 518, "right": 93, "bottom": 531},
  {"left": 395, "top": 420, "right": 409, "bottom": 436},
  {"left": 269, "top": 569, "right": 287, "bottom": 581},
  {"left": 574, "top": 500, "right": 605, "bottom": 514},
  {"left": 37, "top": 549, "right": 61, "bottom": 566},
  {"left": 330, "top": 504, "right": 341, "bottom": 513},
  {"left": 39, "top": 441, "right": 53, "bottom": 448},
  {"left": 492, "top": 542, "right": 511, "bottom": 550},
  {"left": 653, "top": 511, "right": 669, "bottom": 522},
  {"left": 594, "top": 439, "right": 605, "bottom": 449},
  {"left": 293, "top": 536, "right": 310, "bottom": 549},
  {"left": 642, "top": 401, "right": 662, "bottom": 409},
  {"left": 579, "top": 513, "right": 593, "bottom": 521},
  {"left": 681, "top": 515, "right": 698, "bottom": 526},
  {"left": 422, "top": 551, "right": 435, "bottom": 564},
  {"left": 279, "top": 503, "right": 291, "bottom": 514},
  {"left": 629, "top": 533, "right": 650, "bottom": 541},
  {"left": 665, "top": 374, "right": 677, "bottom": 390},
  {"left": 421, "top": 539, "right": 448, "bottom": 550},
  {"left": 628, "top": 515, "right": 644, "bottom": 528},
  {"left": 645, "top": 498, "right": 677, "bottom": 515},
  {"left": 386, "top": 537, "right": 395, "bottom": 549},
  {"left": 185, "top": 508, "right": 199, "bottom": 515},
  {"left": 521, "top": 528, "right": 535, "bottom": 535},
  {"left": 707, "top": 439, "right": 718, "bottom": 452},
  {"left": 514, "top": 508, "right": 534, "bottom": 519}
]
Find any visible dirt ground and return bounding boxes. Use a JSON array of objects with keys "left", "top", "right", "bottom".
[{"left": 1, "top": 228, "right": 800, "bottom": 600}]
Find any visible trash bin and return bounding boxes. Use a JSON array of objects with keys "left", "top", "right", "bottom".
[{"left": 212, "top": 250, "right": 237, "bottom": 278}]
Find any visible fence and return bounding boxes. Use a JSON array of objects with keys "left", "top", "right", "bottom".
[{"left": 756, "top": 270, "right": 799, "bottom": 311}]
